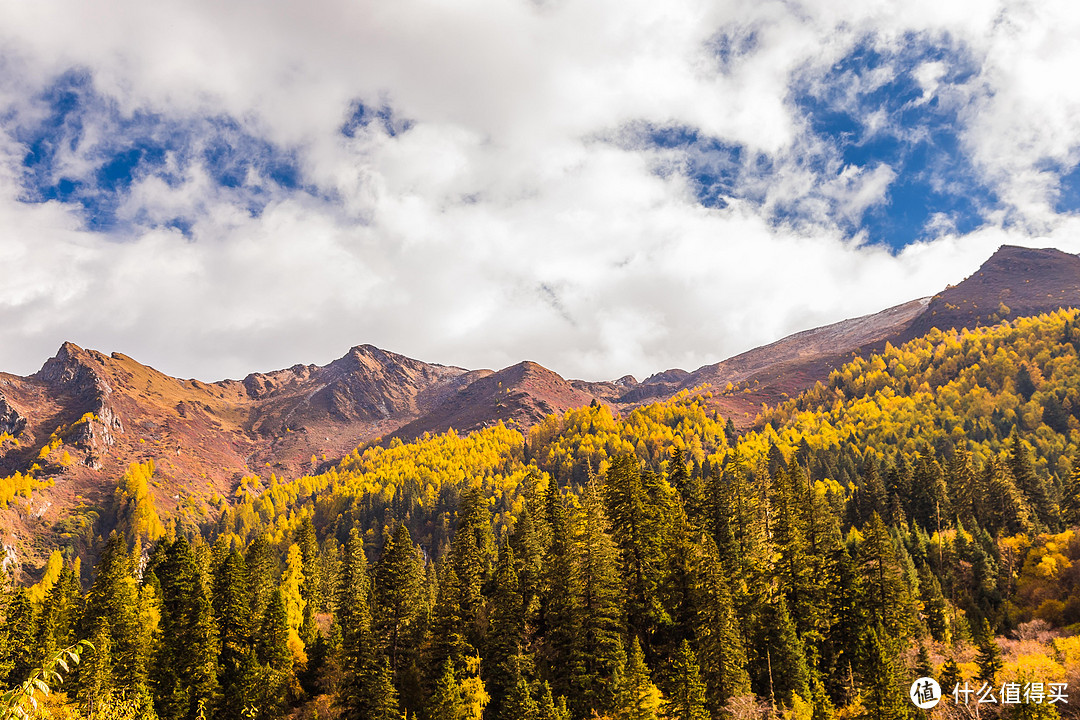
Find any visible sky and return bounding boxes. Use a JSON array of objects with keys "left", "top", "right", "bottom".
[{"left": 3, "top": 0, "right": 1080, "bottom": 382}]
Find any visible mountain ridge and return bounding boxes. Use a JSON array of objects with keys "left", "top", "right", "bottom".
[{"left": 4, "top": 243, "right": 1080, "bottom": 567}]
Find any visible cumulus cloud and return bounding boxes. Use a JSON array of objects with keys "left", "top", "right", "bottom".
[{"left": 0, "top": 0, "right": 1078, "bottom": 382}]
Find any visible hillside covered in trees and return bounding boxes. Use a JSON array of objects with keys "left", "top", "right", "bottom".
[{"left": 9, "top": 310, "right": 1080, "bottom": 717}]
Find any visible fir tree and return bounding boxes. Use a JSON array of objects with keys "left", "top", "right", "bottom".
[
  {"left": 574, "top": 479, "right": 625, "bottom": 717},
  {"left": 976, "top": 620, "right": 1003, "bottom": 684},
  {"left": 374, "top": 522, "right": 423, "bottom": 677},
  {"left": 428, "top": 659, "right": 465, "bottom": 720},
  {"left": 213, "top": 550, "right": 256, "bottom": 718},
  {"left": 616, "top": 638, "right": 663, "bottom": 720},
  {"left": 856, "top": 625, "right": 907, "bottom": 720},
  {"left": 665, "top": 640, "right": 710, "bottom": 720},
  {"left": 502, "top": 677, "right": 539, "bottom": 720}
]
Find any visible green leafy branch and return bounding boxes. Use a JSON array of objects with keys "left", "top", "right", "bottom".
[{"left": 0, "top": 640, "right": 93, "bottom": 720}]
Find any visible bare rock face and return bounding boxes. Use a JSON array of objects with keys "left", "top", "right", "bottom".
[{"left": 0, "top": 394, "right": 27, "bottom": 436}]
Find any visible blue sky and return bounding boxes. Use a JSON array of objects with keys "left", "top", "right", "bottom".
[{"left": 1, "top": 0, "right": 1079, "bottom": 380}]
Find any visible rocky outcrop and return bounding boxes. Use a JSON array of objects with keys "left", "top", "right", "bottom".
[{"left": 0, "top": 394, "right": 27, "bottom": 436}]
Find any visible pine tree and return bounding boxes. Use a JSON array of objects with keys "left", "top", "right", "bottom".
[
  {"left": 691, "top": 535, "right": 750, "bottom": 712},
  {"left": 374, "top": 522, "right": 423, "bottom": 678},
  {"left": 428, "top": 659, "right": 465, "bottom": 720},
  {"left": 856, "top": 625, "right": 907, "bottom": 720},
  {"left": 976, "top": 620, "right": 1003, "bottom": 684},
  {"left": 213, "top": 550, "right": 257, "bottom": 718},
  {"left": 573, "top": 479, "right": 625, "bottom": 717},
  {"left": 616, "top": 638, "right": 663, "bottom": 720},
  {"left": 81, "top": 532, "right": 148, "bottom": 697},
  {"left": 664, "top": 640, "right": 709, "bottom": 720},
  {"left": 152, "top": 535, "right": 219, "bottom": 720},
  {"left": 537, "top": 682, "right": 571, "bottom": 720}
]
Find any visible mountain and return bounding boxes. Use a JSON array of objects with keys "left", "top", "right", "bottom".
[
  {"left": 4, "top": 244, "right": 1080, "bottom": 567},
  {"left": 900, "top": 244, "right": 1080, "bottom": 341}
]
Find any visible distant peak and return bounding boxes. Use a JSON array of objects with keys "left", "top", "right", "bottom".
[{"left": 57, "top": 341, "right": 85, "bottom": 358}]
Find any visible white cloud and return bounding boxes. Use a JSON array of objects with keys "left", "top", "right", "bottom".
[{"left": 0, "top": 0, "right": 1078, "bottom": 383}]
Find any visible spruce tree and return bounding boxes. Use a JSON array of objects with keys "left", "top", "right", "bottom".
[
  {"left": 691, "top": 535, "right": 750, "bottom": 712},
  {"left": 486, "top": 543, "right": 526, "bottom": 720},
  {"left": 856, "top": 625, "right": 907, "bottom": 720},
  {"left": 502, "top": 677, "right": 539, "bottom": 720},
  {"left": 1, "top": 589, "right": 36, "bottom": 688},
  {"left": 374, "top": 522, "right": 423, "bottom": 677},
  {"left": 976, "top": 620, "right": 1003, "bottom": 684},
  {"left": 616, "top": 638, "right": 663, "bottom": 720},
  {"left": 665, "top": 640, "right": 710, "bottom": 720},
  {"left": 537, "top": 682, "right": 571, "bottom": 720},
  {"left": 604, "top": 454, "right": 667, "bottom": 647},
  {"left": 1063, "top": 461, "right": 1080, "bottom": 527},
  {"left": 427, "top": 659, "right": 464, "bottom": 720},
  {"left": 574, "top": 479, "right": 625, "bottom": 717},
  {"left": 1008, "top": 431, "right": 1056, "bottom": 529},
  {"left": 82, "top": 532, "right": 148, "bottom": 697},
  {"left": 857, "top": 512, "right": 917, "bottom": 639},
  {"left": 539, "top": 480, "right": 581, "bottom": 703},
  {"left": 152, "top": 535, "right": 219, "bottom": 720},
  {"left": 213, "top": 550, "right": 257, "bottom": 718}
]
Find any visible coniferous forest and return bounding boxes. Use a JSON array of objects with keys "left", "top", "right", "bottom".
[{"left": 11, "top": 310, "right": 1080, "bottom": 718}]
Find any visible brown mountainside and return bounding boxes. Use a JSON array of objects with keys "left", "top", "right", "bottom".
[{"left": 4, "top": 244, "right": 1080, "bottom": 570}]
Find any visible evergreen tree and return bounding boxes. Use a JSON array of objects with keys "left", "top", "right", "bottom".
[
  {"left": 574, "top": 479, "right": 625, "bottom": 717},
  {"left": 691, "top": 535, "right": 750, "bottom": 712},
  {"left": 1063, "top": 461, "right": 1080, "bottom": 527},
  {"left": 1008, "top": 431, "right": 1056, "bottom": 528},
  {"left": 427, "top": 659, "right": 464, "bottom": 720},
  {"left": 152, "top": 535, "right": 219, "bottom": 720},
  {"left": 502, "top": 677, "right": 539, "bottom": 720},
  {"left": 857, "top": 513, "right": 918, "bottom": 639},
  {"left": 486, "top": 543, "right": 526, "bottom": 720},
  {"left": 976, "top": 620, "right": 1003, "bottom": 684},
  {"left": 374, "top": 522, "right": 423, "bottom": 677},
  {"left": 295, "top": 516, "right": 322, "bottom": 645},
  {"left": 213, "top": 550, "right": 257, "bottom": 718},
  {"left": 856, "top": 625, "right": 907, "bottom": 720},
  {"left": 604, "top": 454, "right": 668, "bottom": 648},
  {"left": 616, "top": 638, "right": 663, "bottom": 720},
  {"left": 665, "top": 640, "right": 710, "bottom": 720},
  {"left": 539, "top": 480, "right": 580, "bottom": 702},
  {"left": 1, "top": 589, "right": 36, "bottom": 688},
  {"left": 537, "top": 682, "right": 571, "bottom": 720},
  {"left": 81, "top": 532, "right": 148, "bottom": 697}
]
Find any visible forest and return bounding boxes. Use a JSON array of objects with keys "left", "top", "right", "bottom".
[{"left": 8, "top": 309, "right": 1080, "bottom": 718}]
